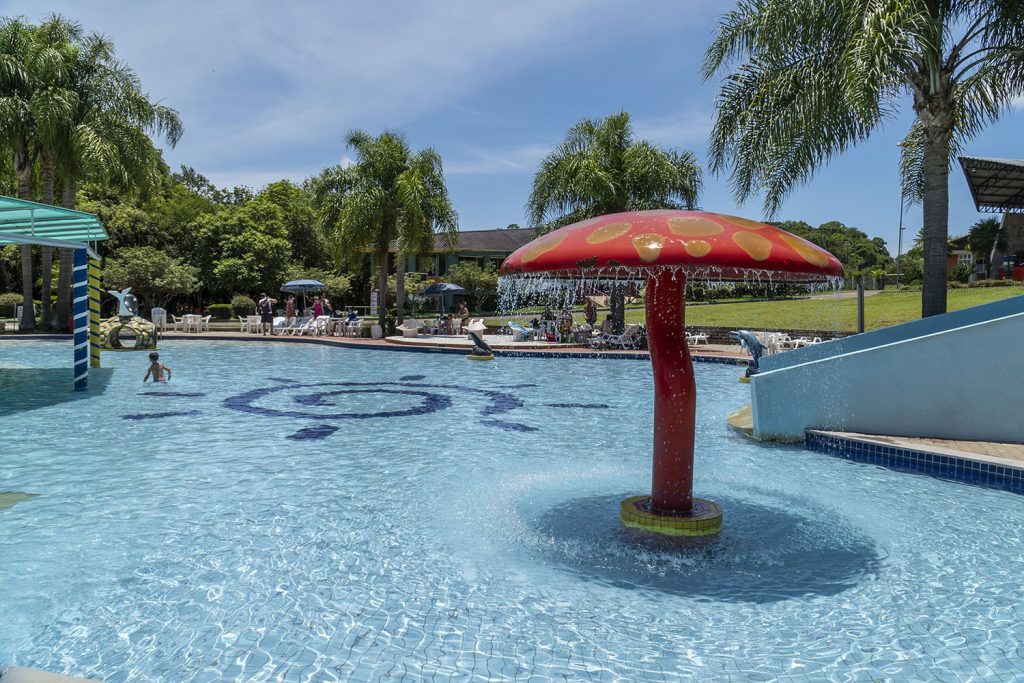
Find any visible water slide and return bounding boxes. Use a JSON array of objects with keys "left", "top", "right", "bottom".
[{"left": 750, "top": 294, "right": 1024, "bottom": 443}]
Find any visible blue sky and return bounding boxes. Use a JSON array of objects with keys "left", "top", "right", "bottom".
[{"left": 9, "top": 0, "right": 1024, "bottom": 253}]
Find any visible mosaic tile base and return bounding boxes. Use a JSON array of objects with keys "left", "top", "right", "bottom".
[{"left": 620, "top": 495, "right": 723, "bottom": 536}]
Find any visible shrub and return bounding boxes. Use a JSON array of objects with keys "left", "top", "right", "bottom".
[
  {"left": 231, "top": 295, "right": 256, "bottom": 317},
  {"left": 0, "top": 292, "right": 23, "bottom": 317},
  {"left": 208, "top": 303, "right": 232, "bottom": 319}
]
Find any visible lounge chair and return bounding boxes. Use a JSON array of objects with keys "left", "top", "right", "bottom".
[
  {"left": 687, "top": 331, "right": 709, "bottom": 345},
  {"left": 289, "top": 317, "right": 316, "bottom": 336},
  {"left": 508, "top": 321, "right": 535, "bottom": 342},
  {"left": 396, "top": 319, "right": 421, "bottom": 337},
  {"left": 593, "top": 324, "right": 640, "bottom": 350}
]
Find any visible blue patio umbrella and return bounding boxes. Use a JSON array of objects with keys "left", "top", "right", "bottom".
[
  {"left": 421, "top": 282, "right": 466, "bottom": 297},
  {"left": 281, "top": 279, "right": 327, "bottom": 311},
  {"left": 422, "top": 282, "right": 467, "bottom": 315}
]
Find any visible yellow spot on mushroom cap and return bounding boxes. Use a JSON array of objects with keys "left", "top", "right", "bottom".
[
  {"left": 721, "top": 215, "right": 767, "bottom": 229},
  {"left": 667, "top": 217, "right": 724, "bottom": 238},
  {"left": 521, "top": 231, "right": 568, "bottom": 263},
  {"left": 779, "top": 233, "right": 830, "bottom": 267},
  {"left": 585, "top": 221, "right": 632, "bottom": 244},
  {"left": 684, "top": 240, "right": 712, "bottom": 257},
  {"left": 732, "top": 231, "right": 773, "bottom": 261},
  {"left": 632, "top": 233, "right": 664, "bottom": 262}
]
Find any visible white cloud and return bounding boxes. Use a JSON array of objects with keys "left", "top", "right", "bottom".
[
  {"left": 445, "top": 143, "right": 553, "bottom": 175},
  {"left": 7, "top": 0, "right": 623, "bottom": 177}
]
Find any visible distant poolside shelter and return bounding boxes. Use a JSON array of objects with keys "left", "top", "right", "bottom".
[
  {"left": 0, "top": 195, "right": 108, "bottom": 389},
  {"left": 959, "top": 156, "right": 1024, "bottom": 280}
]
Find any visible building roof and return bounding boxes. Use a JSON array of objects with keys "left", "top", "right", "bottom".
[
  {"left": 959, "top": 157, "right": 1024, "bottom": 213},
  {"left": 388, "top": 227, "right": 536, "bottom": 253},
  {"left": 0, "top": 195, "right": 108, "bottom": 257}
]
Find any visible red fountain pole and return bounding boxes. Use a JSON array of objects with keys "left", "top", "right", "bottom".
[{"left": 646, "top": 269, "right": 695, "bottom": 513}]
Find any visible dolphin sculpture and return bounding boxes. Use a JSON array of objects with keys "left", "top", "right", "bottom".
[
  {"left": 729, "top": 330, "right": 766, "bottom": 377},
  {"left": 467, "top": 331, "right": 493, "bottom": 357}
]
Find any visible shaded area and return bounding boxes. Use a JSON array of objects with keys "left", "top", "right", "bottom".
[
  {"left": 399, "top": 374, "right": 426, "bottom": 381},
  {"left": 0, "top": 368, "right": 112, "bottom": 417},
  {"left": 122, "top": 410, "right": 202, "bottom": 421},
  {"left": 527, "top": 493, "right": 884, "bottom": 603},
  {"left": 0, "top": 491, "right": 37, "bottom": 511},
  {"left": 138, "top": 391, "right": 206, "bottom": 398}
]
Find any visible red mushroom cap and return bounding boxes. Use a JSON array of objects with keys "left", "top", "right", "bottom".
[{"left": 500, "top": 210, "right": 844, "bottom": 282}]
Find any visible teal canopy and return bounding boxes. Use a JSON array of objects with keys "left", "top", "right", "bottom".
[{"left": 0, "top": 195, "right": 108, "bottom": 254}]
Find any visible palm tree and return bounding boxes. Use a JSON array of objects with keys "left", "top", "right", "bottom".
[
  {"left": 51, "top": 27, "right": 182, "bottom": 331},
  {"left": 0, "top": 17, "right": 39, "bottom": 330},
  {"left": 966, "top": 216, "right": 1005, "bottom": 278},
  {"left": 316, "top": 130, "right": 458, "bottom": 328},
  {"left": 527, "top": 111, "right": 702, "bottom": 330},
  {"left": 704, "top": 1, "right": 1024, "bottom": 318}
]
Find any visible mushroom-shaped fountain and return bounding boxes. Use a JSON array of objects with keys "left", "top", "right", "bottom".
[{"left": 499, "top": 210, "right": 843, "bottom": 537}]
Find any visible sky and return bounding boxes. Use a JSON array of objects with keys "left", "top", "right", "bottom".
[{"left": 7, "top": 0, "right": 1024, "bottom": 254}]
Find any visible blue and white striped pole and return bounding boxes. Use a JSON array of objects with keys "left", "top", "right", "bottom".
[{"left": 73, "top": 249, "right": 89, "bottom": 390}]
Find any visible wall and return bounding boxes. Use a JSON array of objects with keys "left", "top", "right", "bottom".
[
  {"left": 751, "top": 311, "right": 1024, "bottom": 443},
  {"left": 759, "top": 294, "right": 1024, "bottom": 372}
]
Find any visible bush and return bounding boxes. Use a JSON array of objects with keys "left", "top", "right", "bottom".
[
  {"left": 231, "top": 295, "right": 256, "bottom": 317},
  {"left": 208, "top": 303, "right": 232, "bottom": 319},
  {"left": 0, "top": 292, "right": 23, "bottom": 317}
]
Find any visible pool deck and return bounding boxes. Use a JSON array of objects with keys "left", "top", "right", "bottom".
[{"left": 155, "top": 330, "right": 749, "bottom": 360}]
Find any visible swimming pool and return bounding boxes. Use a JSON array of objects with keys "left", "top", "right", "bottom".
[{"left": 2, "top": 340, "right": 1023, "bottom": 681}]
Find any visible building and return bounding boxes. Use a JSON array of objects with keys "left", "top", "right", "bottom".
[
  {"left": 959, "top": 156, "right": 1024, "bottom": 280},
  {"left": 370, "top": 227, "right": 535, "bottom": 276}
]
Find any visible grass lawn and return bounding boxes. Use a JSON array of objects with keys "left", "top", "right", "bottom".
[{"left": 484, "top": 287, "right": 1023, "bottom": 332}]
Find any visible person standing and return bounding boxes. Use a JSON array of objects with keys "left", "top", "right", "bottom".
[
  {"left": 285, "top": 295, "right": 296, "bottom": 325},
  {"left": 257, "top": 292, "right": 277, "bottom": 336},
  {"left": 584, "top": 297, "right": 597, "bottom": 326},
  {"left": 457, "top": 301, "right": 470, "bottom": 331},
  {"left": 312, "top": 295, "right": 324, "bottom": 317}
]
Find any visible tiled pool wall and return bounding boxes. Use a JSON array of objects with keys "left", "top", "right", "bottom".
[{"left": 805, "top": 430, "right": 1024, "bottom": 495}]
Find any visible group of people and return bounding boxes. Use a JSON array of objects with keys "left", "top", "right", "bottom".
[
  {"left": 434, "top": 301, "right": 471, "bottom": 335},
  {"left": 256, "top": 292, "right": 357, "bottom": 336}
]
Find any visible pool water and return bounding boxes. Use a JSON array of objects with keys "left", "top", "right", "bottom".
[{"left": 2, "top": 340, "right": 1023, "bottom": 681}]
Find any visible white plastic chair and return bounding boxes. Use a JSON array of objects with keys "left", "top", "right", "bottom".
[
  {"left": 293, "top": 317, "right": 319, "bottom": 336},
  {"left": 396, "top": 319, "right": 421, "bottom": 337},
  {"left": 151, "top": 307, "right": 167, "bottom": 332},
  {"left": 171, "top": 315, "right": 183, "bottom": 332},
  {"left": 199, "top": 315, "right": 211, "bottom": 332},
  {"left": 465, "top": 318, "right": 486, "bottom": 334},
  {"left": 239, "top": 316, "right": 250, "bottom": 333}
]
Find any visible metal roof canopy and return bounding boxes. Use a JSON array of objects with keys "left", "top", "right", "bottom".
[
  {"left": 0, "top": 195, "right": 108, "bottom": 258},
  {"left": 959, "top": 156, "right": 1024, "bottom": 213}
]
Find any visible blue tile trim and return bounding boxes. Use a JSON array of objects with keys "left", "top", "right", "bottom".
[{"left": 805, "top": 431, "right": 1024, "bottom": 495}]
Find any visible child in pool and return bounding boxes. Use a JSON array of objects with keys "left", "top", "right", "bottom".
[{"left": 143, "top": 352, "right": 172, "bottom": 383}]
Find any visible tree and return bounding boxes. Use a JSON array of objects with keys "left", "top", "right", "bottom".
[
  {"left": 102, "top": 246, "right": 199, "bottom": 311},
  {"left": 966, "top": 216, "right": 1005, "bottom": 277},
  {"left": 447, "top": 261, "right": 499, "bottom": 312},
  {"left": 51, "top": 24, "right": 182, "bottom": 331},
  {"left": 527, "top": 111, "right": 702, "bottom": 330},
  {"left": 315, "top": 130, "right": 458, "bottom": 328},
  {"left": 705, "top": 1, "right": 1024, "bottom": 317},
  {"left": 771, "top": 220, "right": 891, "bottom": 274}
]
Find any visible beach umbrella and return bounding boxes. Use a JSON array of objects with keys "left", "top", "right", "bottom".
[
  {"left": 421, "top": 282, "right": 467, "bottom": 314},
  {"left": 421, "top": 282, "right": 466, "bottom": 297},
  {"left": 281, "top": 279, "right": 327, "bottom": 311}
]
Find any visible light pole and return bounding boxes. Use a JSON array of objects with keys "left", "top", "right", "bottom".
[{"left": 895, "top": 185, "right": 906, "bottom": 289}]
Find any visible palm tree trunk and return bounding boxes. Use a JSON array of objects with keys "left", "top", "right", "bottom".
[
  {"left": 38, "top": 152, "right": 56, "bottom": 329},
  {"left": 921, "top": 131, "right": 950, "bottom": 318},
  {"left": 55, "top": 174, "right": 77, "bottom": 332},
  {"left": 14, "top": 148, "right": 35, "bottom": 331},
  {"left": 19, "top": 245, "right": 35, "bottom": 331},
  {"left": 609, "top": 285, "right": 626, "bottom": 334},
  {"left": 395, "top": 252, "right": 406, "bottom": 325},
  {"left": 377, "top": 249, "right": 388, "bottom": 329}
]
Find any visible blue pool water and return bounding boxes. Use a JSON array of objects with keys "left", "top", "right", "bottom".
[{"left": 1, "top": 340, "right": 1023, "bottom": 681}]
